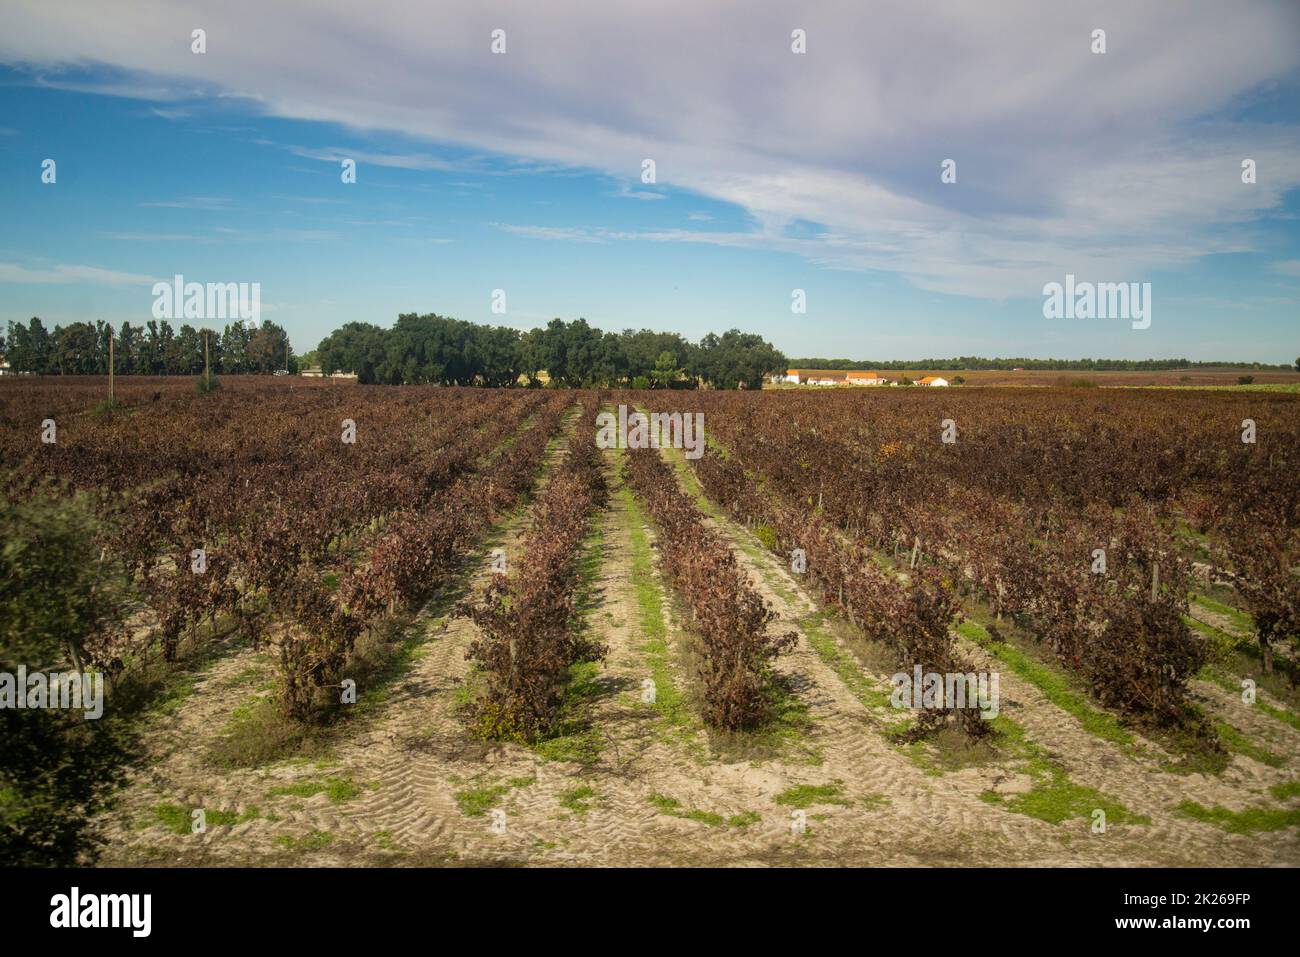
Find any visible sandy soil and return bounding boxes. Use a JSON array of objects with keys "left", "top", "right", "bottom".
[{"left": 93, "top": 445, "right": 1300, "bottom": 867}]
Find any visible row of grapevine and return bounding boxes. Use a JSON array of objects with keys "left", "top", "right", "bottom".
[
  {"left": 691, "top": 445, "right": 986, "bottom": 737},
  {"left": 0, "top": 382, "right": 572, "bottom": 719},
  {"left": 649, "top": 390, "right": 1214, "bottom": 728},
  {"left": 263, "top": 393, "right": 575, "bottom": 718},
  {"left": 462, "top": 395, "right": 610, "bottom": 740},
  {"left": 621, "top": 431, "right": 794, "bottom": 731}
]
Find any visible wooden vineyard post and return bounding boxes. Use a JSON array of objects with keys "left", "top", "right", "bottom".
[
  {"left": 1151, "top": 563, "right": 1160, "bottom": 601},
  {"left": 910, "top": 536, "right": 921, "bottom": 570},
  {"left": 108, "top": 325, "right": 115, "bottom": 403},
  {"left": 204, "top": 331, "right": 211, "bottom": 388}
]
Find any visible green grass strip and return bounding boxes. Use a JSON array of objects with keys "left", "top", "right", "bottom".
[
  {"left": 619, "top": 481, "right": 693, "bottom": 732},
  {"left": 798, "top": 612, "right": 895, "bottom": 713},
  {"left": 957, "top": 619, "right": 1134, "bottom": 749},
  {"left": 1197, "top": 664, "right": 1300, "bottom": 732},
  {"left": 647, "top": 793, "right": 756, "bottom": 829},
  {"left": 978, "top": 717, "right": 1149, "bottom": 826},
  {"left": 1213, "top": 720, "right": 1285, "bottom": 768},
  {"left": 1190, "top": 594, "right": 1255, "bottom": 633},
  {"left": 773, "top": 782, "right": 851, "bottom": 809},
  {"left": 1269, "top": 781, "right": 1300, "bottom": 800},
  {"left": 268, "top": 775, "right": 362, "bottom": 804},
  {"left": 1175, "top": 799, "right": 1300, "bottom": 834},
  {"left": 454, "top": 784, "right": 508, "bottom": 817}
]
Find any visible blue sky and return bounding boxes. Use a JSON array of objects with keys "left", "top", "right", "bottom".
[{"left": 1, "top": 1, "right": 1298, "bottom": 362}]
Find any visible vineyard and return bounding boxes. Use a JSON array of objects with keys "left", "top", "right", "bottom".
[{"left": 2, "top": 376, "right": 1298, "bottom": 867}]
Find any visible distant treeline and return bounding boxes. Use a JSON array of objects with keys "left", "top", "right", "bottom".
[
  {"left": 9, "top": 313, "right": 1292, "bottom": 383},
  {"left": 316, "top": 314, "right": 786, "bottom": 389},
  {"left": 787, "top": 357, "right": 1299, "bottom": 371},
  {"left": 4, "top": 317, "right": 295, "bottom": 375}
]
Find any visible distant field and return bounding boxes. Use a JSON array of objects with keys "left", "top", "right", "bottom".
[{"left": 768, "top": 368, "right": 1300, "bottom": 389}]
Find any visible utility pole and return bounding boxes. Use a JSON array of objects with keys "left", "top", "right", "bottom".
[{"left": 108, "top": 323, "right": 115, "bottom": 403}]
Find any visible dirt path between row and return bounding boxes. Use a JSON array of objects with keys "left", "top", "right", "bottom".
[
  {"left": 93, "top": 437, "right": 1299, "bottom": 867},
  {"left": 659, "top": 447, "right": 1300, "bottom": 866}
]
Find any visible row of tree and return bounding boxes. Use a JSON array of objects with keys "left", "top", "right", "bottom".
[
  {"left": 3, "top": 318, "right": 295, "bottom": 376},
  {"left": 315, "top": 314, "right": 787, "bottom": 389},
  {"left": 788, "top": 355, "right": 1300, "bottom": 372},
  {"left": 8, "top": 315, "right": 1291, "bottom": 381}
]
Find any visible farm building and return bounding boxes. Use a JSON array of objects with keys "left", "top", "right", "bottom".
[
  {"left": 781, "top": 369, "right": 890, "bottom": 386},
  {"left": 846, "top": 371, "right": 889, "bottom": 385},
  {"left": 783, "top": 369, "right": 844, "bottom": 385},
  {"left": 300, "top": 366, "right": 358, "bottom": 380},
  {"left": 917, "top": 376, "right": 950, "bottom": 387}
]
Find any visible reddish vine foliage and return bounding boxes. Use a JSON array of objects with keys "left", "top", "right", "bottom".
[
  {"left": 622, "top": 433, "right": 794, "bottom": 731},
  {"left": 462, "top": 395, "right": 609, "bottom": 740},
  {"left": 692, "top": 445, "right": 984, "bottom": 737},
  {"left": 2, "top": 380, "right": 571, "bottom": 719},
  {"left": 645, "top": 387, "right": 1245, "bottom": 730}
]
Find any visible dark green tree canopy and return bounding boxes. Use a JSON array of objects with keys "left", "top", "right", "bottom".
[
  {"left": 5, "top": 312, "right": 793, "bottom": 388},
  {"left": 313, "top": 315, "right": 787, "bottom": 388},
  {"left": 4, "top": 318, "right": 294, "bottom": 375}
]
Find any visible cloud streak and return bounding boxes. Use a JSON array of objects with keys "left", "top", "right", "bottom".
[
  {"left": 0, "top": 262, "right": 159, "bottom": 286},
  {"left": 1, "top": 0, "right": 1297, "bottom": 300}
]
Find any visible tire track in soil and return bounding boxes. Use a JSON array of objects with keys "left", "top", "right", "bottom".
[
  {"left": 92, "top": 421, "right": 1300, "bottom": 866},
  {"left": 253, "top": 425, "right": 711, "bottom": 866},
  {"left": 661, "top": 447, "right": 1300, "bottom": 866},
  {"left": 633, "top": 445, "right": 1058, "bottom": 865},
  {"left": 288, "top": 438, "right": 779, "bottom": 865},
  {"left": 676, "top": 491, "right": 1076, "bottom": 865},
  {"left": 94, "top": 642, "right": 334, "bottom": 866},
  {"left": 94, "top": 414, "right": 580, "bottom": 866},
  {"left": 957, "top": 640, "right": 1300, "bottom": 866}
]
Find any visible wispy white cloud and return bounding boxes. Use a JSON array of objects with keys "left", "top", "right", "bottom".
[
  {"left": 101, "top": 232, "right": 215, "bottom": 243},
  {"left": 264, "top": 229, "right": 336, "bottom": 242},
  {"left": 27, "top": 71, "right": 214, "bottom": 102},
  {"left": 612, "top": 182, "right": 667, "bottom": 201},
  {"left": 274, "top": 142, "right": 566, "bottom": 177},
  {"left": 105, "top": 226, "right": 336, "bottom": 243},
  {"left": 496, "top": 224, "right": 606, "bottom": 243},
  {"left": 140, "top": 196, "right": 233, "bottom": 210},
  {"left": 0, "top": 262, "right": 158, "bottom": 285},
  {"left": 272, "top": 194, "right": 346, "bottom": 205},
  {"left": 1, "top": 0, "right": 1297, "bottom": 300},
  {"left": 282, "top": 144, "right": 462, "bottom": 173}
]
